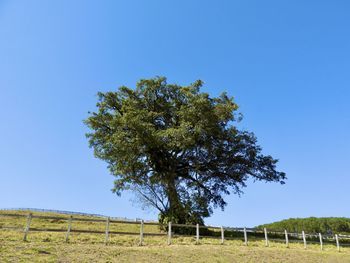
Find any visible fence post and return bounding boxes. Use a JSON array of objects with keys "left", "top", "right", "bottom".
[
  {"left": 65, "top": 215, "right": 73, "bottom": 242},
  {"left": 302, "top": 231, "right": 307, "bottom": 249},
  {"left": 139, "top": 220, "right": 144, "bottom": 246},
  {"left": 335, "top": 234, "right": 340, "bottom": 252},
  {"left": 284, "top": 229, "right": 289, "bottom": 248},
  {"left": 23, "top": 213, "right": 32, "bottom": 241},
  {"left": 221, "top": 226, "right": 224, "bottom": 245},
  {"left": 244, "top": 227, "right": 248, "bottom": 246},
  {"left": 319, "top": 233, "right": 323, "bottom": 251},
  {"left": 105, "top": 217, "right": 110, "bottom": 245},
  {"left": 167, "top": 221, "right": 172, "bottom": 245},
  {"left": 196, "top": 224, "right": 199, "bottom": 244},
  {"left": 264, "top": 228, "right": 269, "bottom": 247}
]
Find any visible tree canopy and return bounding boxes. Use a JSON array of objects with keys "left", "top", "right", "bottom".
[{"left": 85, "top": 77, "right": 286, "bottom": 225}]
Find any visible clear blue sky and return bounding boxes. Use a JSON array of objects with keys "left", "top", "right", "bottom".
[{"left": 1, "top": 0, "right": 349, "bottom": 227}]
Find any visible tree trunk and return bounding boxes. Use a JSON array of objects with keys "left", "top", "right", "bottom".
[{"left": 165, "top": 176, "right": 187, "bottom": 224}]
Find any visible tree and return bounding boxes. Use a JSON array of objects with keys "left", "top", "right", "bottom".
[{"left": 84, "top": 77, "right": 286, "bottom": 225}]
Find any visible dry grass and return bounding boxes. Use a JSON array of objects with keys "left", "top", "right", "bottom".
[{"left": 1, "top": 210, "right": 350, "bottom": 262}]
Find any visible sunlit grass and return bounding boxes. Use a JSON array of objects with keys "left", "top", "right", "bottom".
[{"left": 1, "top": 210, "right": 350, "bottom": 262}]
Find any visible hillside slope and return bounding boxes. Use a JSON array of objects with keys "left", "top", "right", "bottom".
[{"left": 1, "top": 210, "right": 350, "bottom": 262}]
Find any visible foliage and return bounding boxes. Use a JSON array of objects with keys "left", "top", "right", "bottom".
[
  {"left": 84, "top": 77, "right": 286, "bottom": 225},
  {"left": 257, "top": 217, "right": 350, "bottom": 234}
]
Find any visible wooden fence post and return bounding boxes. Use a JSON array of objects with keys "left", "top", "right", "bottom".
[
  {"left": 23, "top": 213, "right": 32, "bottom": 241},
  {"left": 319, "top": 233, "right": 323, "bottom": 251},
  {"left": 244, "top": 227, "right": 248, "bottom": 246},
  {"left": 264, "top": 228, "right": 269, "bottom": 247},
  {"left": 65, "top": 215, "right": 73, "bottom": 242},
  {"left": 335, "top": 234, "right": 340, "bottom": 252},
  {"left": 196, "top": 224, "right": 199, "bottom": 244},
  {"left": 302, "top": 231, "right": 307, "bottom": 249},
  {"left": 284, "top": 229, "right": 289, "bottom": 248},
  {"left": 167, "top": 221, "right": 172, "bottom": 245},
  {"left": 105, "top": 217, "right": 110, "bottom": 245},
  {"left": 221, "top": 226, "right": 224, "bottom": 245},
  {"left": 139, "top": 220, "right": 144, "bottom": 246}
]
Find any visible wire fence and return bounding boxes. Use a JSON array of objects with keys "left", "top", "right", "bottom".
[
  {"left": 0, "top": 208, "right": 156, "bottom": 223},
  {"left": 1, "top": 210, "right": 350, "bottom": 251}
]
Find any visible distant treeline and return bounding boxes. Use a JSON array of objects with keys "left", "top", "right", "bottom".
[{"left": 257, "top": 217, "right": 350, "bottom": 234}]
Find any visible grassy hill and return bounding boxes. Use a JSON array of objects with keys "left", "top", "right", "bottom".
[
  {"left": 257, "top": 217, "right": 350, "bottom": 234},
  {"left": 1, "top": 210, "right": 350, "bottom": 262}
]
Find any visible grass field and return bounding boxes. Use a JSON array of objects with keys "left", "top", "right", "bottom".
[{"left": 1, "top": 210, "right": 350, "bottom": 262}]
